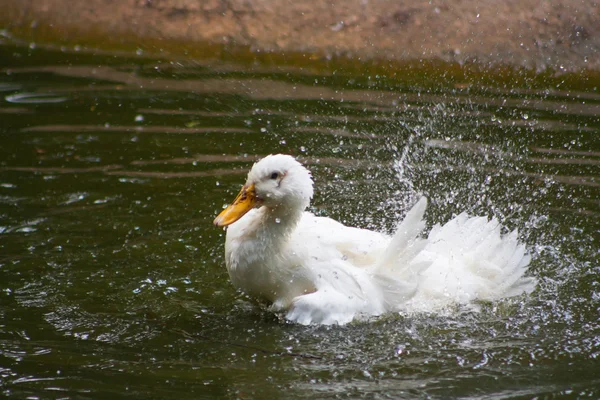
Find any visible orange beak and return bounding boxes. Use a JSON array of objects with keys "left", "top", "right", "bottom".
[{"left": 213, "top": 184, "right": 258, "bottom": 227}]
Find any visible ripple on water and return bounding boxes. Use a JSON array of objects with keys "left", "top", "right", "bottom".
[{"left": 5, "top": 92, "right": 68, "bottom": 104}]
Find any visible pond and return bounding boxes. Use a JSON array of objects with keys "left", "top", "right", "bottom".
[{"left": 1, "top": 40, "right": 599, "bottom": 399}]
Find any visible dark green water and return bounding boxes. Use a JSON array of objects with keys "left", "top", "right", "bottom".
[{"left": 1, "top": 40, "right": 599, "bottom": 399}]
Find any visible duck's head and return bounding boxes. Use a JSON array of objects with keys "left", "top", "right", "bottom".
[{"left": 214, "top": 154, "right": 314, "bottom": 227}]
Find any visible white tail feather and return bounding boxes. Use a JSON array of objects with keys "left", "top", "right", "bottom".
[
  {"left": 373, "top": 197, "right": 534, "bottom": 312},
  {"left": 377, "top": 196, "right": 428, "bottom": 273}
]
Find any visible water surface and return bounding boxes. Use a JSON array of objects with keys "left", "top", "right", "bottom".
[{"left": 1, "top": 41, "right": 599, "bottom": 399}]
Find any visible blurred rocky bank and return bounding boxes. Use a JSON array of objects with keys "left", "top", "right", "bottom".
[{"left": 2, "top": 0, "right": 599, "bottom": 73}]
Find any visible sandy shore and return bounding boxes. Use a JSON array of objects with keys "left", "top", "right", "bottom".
[{"left": 2, "top": 0, "right": 599, "bottom": 73}]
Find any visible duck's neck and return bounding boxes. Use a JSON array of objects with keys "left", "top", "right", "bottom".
[{"left": 256, "top": 202, "right": 305, "bottom": 243}]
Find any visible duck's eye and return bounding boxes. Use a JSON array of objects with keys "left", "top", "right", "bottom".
[{"left": 270, "top": 172, "right": 279, "bottom": 180}]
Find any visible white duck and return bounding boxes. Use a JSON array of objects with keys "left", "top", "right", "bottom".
[{"left": 214, "top": 154, "right": 535, "bottom": 325}]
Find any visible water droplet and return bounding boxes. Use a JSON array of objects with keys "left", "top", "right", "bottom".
[
  {"left": 135, "top": 114, "right": 144, "bottom": 122},
  {"left": 275, "top": 218, "right": 281, "bottom": 224},
  {"left": 395, "top": 344, "right": 406, "bottom": 356}
]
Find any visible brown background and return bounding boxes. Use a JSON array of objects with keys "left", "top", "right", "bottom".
[{"left": 3, "top": 0, "right": 599, "bottom": 72}]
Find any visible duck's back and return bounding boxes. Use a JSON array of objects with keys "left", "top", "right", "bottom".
[
  {"left": 293, "top": 213, "right": 390, "bottom": 268},
  {"left": 285, "top": 198, "right": 535, "bottom": 324}
]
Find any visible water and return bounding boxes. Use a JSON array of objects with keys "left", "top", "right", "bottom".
[{"left": 1, "top": 40, "right": 599, "bottom": 399}]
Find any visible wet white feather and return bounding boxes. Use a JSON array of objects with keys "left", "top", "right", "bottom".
[{"left": 221, "top": 154, "right": 535, "bottom": 325}]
